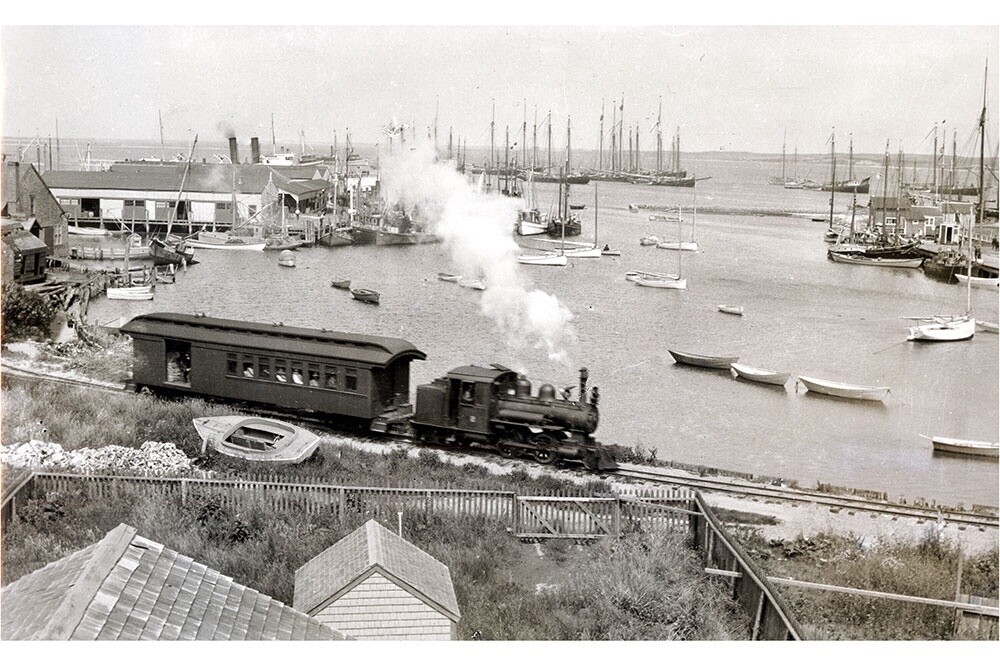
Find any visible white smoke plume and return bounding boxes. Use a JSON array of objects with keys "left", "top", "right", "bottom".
[{"left": 378, "top": 140, "right": 575, "bottom": 363}]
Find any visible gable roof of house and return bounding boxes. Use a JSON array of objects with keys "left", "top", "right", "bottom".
[
  {"left": 1, "top": 524, "right": 347, "bottom": 641},
  {"left": 293, "top": 519, "right": 460, "bottom": 621}
]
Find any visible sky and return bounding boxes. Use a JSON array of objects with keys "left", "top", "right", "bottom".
[{"left": 1, "top": 9, "right": 998, "bottom": 158}]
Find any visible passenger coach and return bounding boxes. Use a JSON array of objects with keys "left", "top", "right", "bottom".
[{"left": 121, "top": 312, "right": 426, "bottom": 426}]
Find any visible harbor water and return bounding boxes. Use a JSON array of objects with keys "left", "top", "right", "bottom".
[{"left": 76, "top": 151, "right": 999, "bottom": 509}]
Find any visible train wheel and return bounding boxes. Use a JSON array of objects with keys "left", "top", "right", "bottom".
[
  {"left": 498, "top": 444, "right": 517, "bottom": 458},
  {"left": 532, "top": 449, "right": 557, "bottom": 465}
]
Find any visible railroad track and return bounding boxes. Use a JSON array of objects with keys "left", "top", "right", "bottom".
[
  {"left": 613, "top": 463, "right": 1000, "bottom": 530},
  {"left": 5, "top": 362, "right": 998, "bottom": 530}
]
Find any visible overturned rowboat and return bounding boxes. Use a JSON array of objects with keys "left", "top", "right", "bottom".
[{"left": 193, "top": 416, "right": 321, "bottom": 463}]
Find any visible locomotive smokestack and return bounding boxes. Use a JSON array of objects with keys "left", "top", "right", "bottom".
[
  {"left": 579, "top": 367, "right": 589, "bottom": 399},
  {"left": 229, "top": 136, "right": 239, "bottom": 164},
  {"left": 250, "top": 137, "right": 260, "bottom": 164}
]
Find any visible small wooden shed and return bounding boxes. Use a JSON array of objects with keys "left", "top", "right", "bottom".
[
  {"left": 0, "top": 524, "right": 348, "bottom": 641},
  {"left": 294, "top": 519, "right": 461, "bottom": 640}
]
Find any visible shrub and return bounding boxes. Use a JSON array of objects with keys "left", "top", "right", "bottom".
[{"left": 2, "top": 281, "right": 56, "bottom": 340}]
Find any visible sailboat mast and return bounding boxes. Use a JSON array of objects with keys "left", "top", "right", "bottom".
[
  {"left": 932, "top": 123, "right": 938, "bottom": 195},
  {"left": 166, "top": 134, "right": 197, "bottom": 238},
  {"left": 533, "top": 106, "right": 538, "bottom": 172},
  {"left": 657, "top": 98, "right": 663, "bottom": 174},
  {"left": 490, "top": 99, "right": 495, "bottom": 190},
  {"left": 566, "top": 116, "right": 572, "bottom": 174},
  {"left": 611, "top": 100, "right": 617, "bottom": 174},
  {"left": 271, "top": 113, "right": 276, "bottom": 156},
  {"left": 599, "top": 100, "right": 604, "bottom": 172},
  {"left": 159, "top": 111, "right": 165, "bottom": 162},
  {"left": 547, "top": 111, "right": 552, "bottom": 174},
  {"left": 972, "top": 60, "right": 988, "bottom": 316},
  {"left": 782, "top": 129, "right": 786, "bottom": 182},
  {"left": 828, "top": 128, "right": 836, "bottom": 231}
]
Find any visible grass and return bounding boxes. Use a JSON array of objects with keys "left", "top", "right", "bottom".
[
  {"left": 734, "top": 527, "right": 999, "bottom": 640},
  {"left": 2, "top": 484, "right": 748, "bottom": 640}
]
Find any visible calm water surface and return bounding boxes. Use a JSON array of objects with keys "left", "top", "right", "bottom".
[{"left": 84, "top": 155, "right": 999, "bottom": 507}]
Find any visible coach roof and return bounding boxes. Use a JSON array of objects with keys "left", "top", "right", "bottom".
[{"left": 120, "top": 312, "right": 426, "bottom": 367}]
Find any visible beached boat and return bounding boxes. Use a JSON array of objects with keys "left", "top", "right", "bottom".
[
  {"left": 192, "top": 416, "right": 321, "bottom": 463},
  {"left": 668, "top": 350, "right": 739, "bottom": 369},
  {"left": 437, "top": 273, "right": 461, "bottom": 283},
  {"left": 718, "top": 305, "right": 744, "bottom": 316},
  {"left": 956, "top": 273, "right": 1000, "bottom": 290},
  {"left": 106, "top": 286, "right": 154, "bottom": 301},
  {"left": 930, "top": 436, "right": 999, "bottom": 459},
  {"left": 730, "top": 363, "right": 790, "bottom": 386},
  {"left": 796, "top": 375, "right": 890, "bottom": 402},
  {"left": 828, "top": 251, "right": 923, "bottom": 268},
  {"left": 516, "top": 252, "right": 567, "bottom": 266},
  {"left": 330, "top": 278, "right": 351, "bottom": 289},
  {"left": 350, "top": 288, "right": 380, "bottom": 305}
]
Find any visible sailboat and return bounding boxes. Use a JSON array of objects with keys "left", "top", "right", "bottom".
[
  {"left": 656, "top": 196, "right": 700, "bottom": 251},
  {"left": 560, "top": 184, "right": 604, "bottom": 258},
  {"left": 148, "top": 135, "right": 199, "bottom": 266},
  {"left": 515, "top": 171, "right": 548, "bottom": 236},
  {"left": 907, "top": 64, "right": 988, "bottom": 343},
  {"left": 635, "top": 214, "right": 687, "bottom": 289}
]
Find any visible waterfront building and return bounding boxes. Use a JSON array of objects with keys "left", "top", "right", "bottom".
[
  {"left": 1, "top": 219, "right": 48, "bottom": 284},
  {"left": 1, "top": 160, "right": 69, "bottom": 256}
]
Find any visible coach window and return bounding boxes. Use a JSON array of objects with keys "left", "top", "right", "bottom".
[
  {"left": 325, "top": 366, "right": 338, "bottom": 389},
  {"left": 227, "top": 354, "right": 238, "bottom": 376},
  {"left": 291, "top": 363, "right": 304, "bottom": 385},
  {"left": 307, "top": 365, "right": 321, "bottom": 387},
  {"left": 242, "top": 357, "right": 256, "bottom": 378},
  {"left": 345, "top": 368, "right": 358, "bottom": 392},
  {"left": 258, "top": 357, "right": 272, "bottom": 380},
  {"left": 274, "top": 360, "right": 287, "bottom": 383}
]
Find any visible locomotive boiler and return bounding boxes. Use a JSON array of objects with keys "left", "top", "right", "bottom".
[{"left": 411, "top": 364, "right": 616, "bottom": 471}]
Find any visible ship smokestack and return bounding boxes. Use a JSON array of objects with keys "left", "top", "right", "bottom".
[
  {"left": 250, "top": 137, "right": 260, "bottom": 164},
  {"left": 229, "top": 137, "right": 239, "bottom": 165}
]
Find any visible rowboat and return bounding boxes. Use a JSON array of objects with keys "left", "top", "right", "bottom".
[
  {"left": 730, "top": 363, "right": 790, "bottom": 386},
  {"left": 929, "top": 436, "right": 999, "bottom": 459},
  {"left": 458, "top": 278, "right": 486, "bottom": 291},
  {"left": 192, "top": 416, "right": 321, "bottom": 463},
  {"left": 656, "top": 240, "right": 700, "bottom": 252},
  {"left": 68, "top": 225, "right": 111, "bottom": 237},
  {"left": 601, "top": 248, "right": 622, "bottom": 256},
  {"left": 562, "top": 245, "right": 602, "bottom": 258},
  {"left": 626, "top": 270, "right": 678, "bottom": 282},
  {"left": 955, "top": 274, "right": 1000, "bottom": 290},
  {"left": 639, "top": 236, "right": 660, "bottom": 246},
  {"left": 350, "top": 288, "right": 380, "bottom": 305},
  {"left": 718, "top": 305, "right": 744, "bottom": 316},
  {"left": 796, "top": 375, "right": 890, "bottom": 402},
  {"left": 437, "top": 273, "right": 461, "bottom": 283},
  {"left": 107, "top": 286, "right": 154, "bottom": 301},
  {"left": 186, "top": 232, "right": 266, "bottom": 251},
  {"left": 976, "top": 320, "right": 999, "bottom": 334},
  {"left": 668, "top": 350, "right": 739, "bottom": 369},
  {"left": 516, "top": 253, "right": 567, "bottom": 266},
  {"left": 277, "top": 249, "right": 296, "bottom": 267},
  {"left": 330, "top": 278, "right": 351, "bottom": 289},
  {"left": 827, "top": 251, "right": 923, "bottom": 268}
]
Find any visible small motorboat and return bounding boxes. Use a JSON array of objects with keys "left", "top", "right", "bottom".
[
  {"left": 730, "top": 363, "right": 790, "bottom": 386},
  {"left": 668, "top": 350, "right": 739, "bottom": 369},
  {"left": 192, "top": 416, "right": 321, "bottom": 463},
  {"left": 718, "top": 305, "right": 744, "bottom": 316},
  {"left": 929, "top": 436, "right": 999, "bottom": 459},
  {"left": 278, "top": 249, "right": 296, "bottom": 267},
  {"left": 796, "top": 375, "right": 890, "bottom": 402},
  {"left": 350, "top": 287, "right": 380, "bottom": 305},
  {"left": 330, "top": 278, "right": 351, "bottom": 289},
  {"left": 437, "top": 272, "right": 462, "bottom": 283}
]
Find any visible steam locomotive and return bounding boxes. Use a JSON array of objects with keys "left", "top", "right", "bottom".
[{"left": 120, "top": 312, "right": 617, "bottom": 471}]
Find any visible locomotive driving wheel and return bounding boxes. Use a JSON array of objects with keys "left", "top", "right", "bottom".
[
  {"left": 530, "top": 434, "right": 559, "bottom": 465},
  {"left": 498, "top": 444, "right": 517, "bottom": 458}
]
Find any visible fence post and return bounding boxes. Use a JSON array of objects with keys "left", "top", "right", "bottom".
[
  {"left": 613, "top": 497, "right": 622, "bottom": 538},
  {"left": 338, "top": 487, "right": 345, "bottom": 523},
  {"left": 181, "top": 479, "right": 187, "bottom": 505}
]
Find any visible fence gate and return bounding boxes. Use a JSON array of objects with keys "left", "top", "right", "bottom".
[{"left": 513, "top": 496, "right": 621, "bottom": 539}]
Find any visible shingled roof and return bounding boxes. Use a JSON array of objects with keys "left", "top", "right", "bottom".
[
  {"left": 1, "top": 524, "right": 347, "bottom": 640},
  {"left": 294, "top": 520, "right": 460, "bottom": 622}
]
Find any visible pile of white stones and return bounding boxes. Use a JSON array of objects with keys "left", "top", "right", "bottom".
[{"left": 1, "top": 440, "right": 194, "bottom": 476}]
